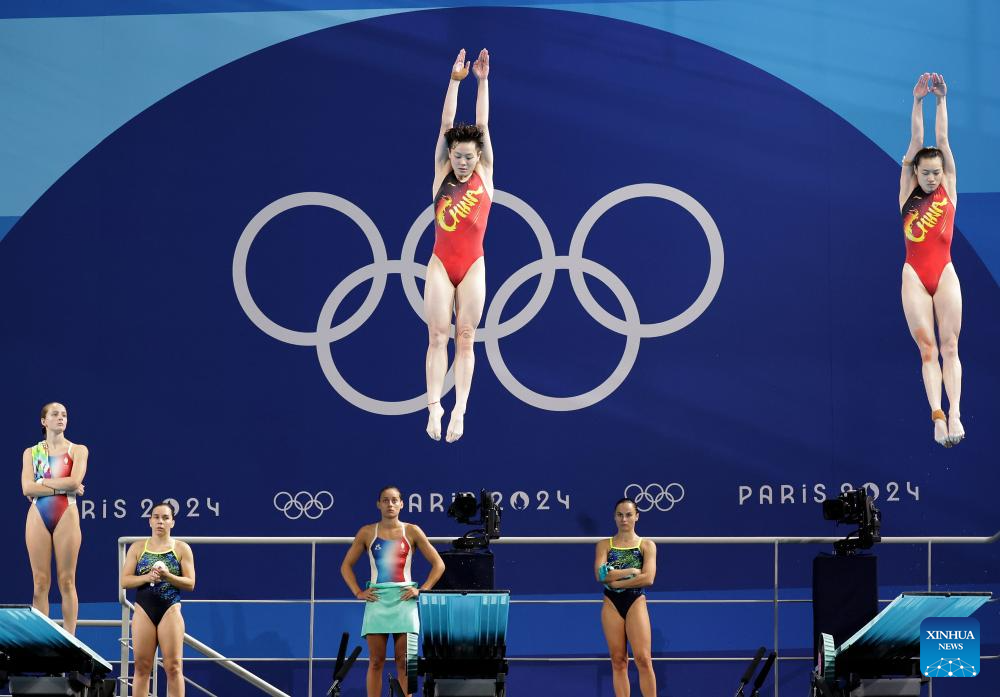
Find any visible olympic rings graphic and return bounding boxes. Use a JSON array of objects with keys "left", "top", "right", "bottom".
[
  {"left": 624, "top": 483, "right": 685, "bottom": 512},
  {"left": 234, "top": 184, "right": 723, "bottom": 414},
  {"left": 273, "top": 490, "right": 335, "bottom": 520}
]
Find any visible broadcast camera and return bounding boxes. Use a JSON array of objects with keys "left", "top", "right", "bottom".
[
  {"left": 447, "top": 489, "right": 501, "bottom": 550},
  {"left": 822, "top": 487, "right": 881, "bottom": 556}
]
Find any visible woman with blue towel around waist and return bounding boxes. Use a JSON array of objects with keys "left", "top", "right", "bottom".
[{"left": 341, "top": 485, "right": 445, "bottom": 697}]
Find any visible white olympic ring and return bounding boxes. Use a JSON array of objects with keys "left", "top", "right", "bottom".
[
  {"left": 625, "top": 483, "right": 685, "bottom": 512},
  {"left": 273, "top": 490, "right": 335, "bottom": 520},
  {"left": 234, "top": 184, "right": 724, "bottom": 414}
]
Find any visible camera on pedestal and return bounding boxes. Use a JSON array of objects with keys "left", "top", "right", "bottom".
[
  {"left": 436, "top": 489, "right": 501, "bottom": 590},
  {"left": 812, "top": 488, "right": 882, "bottom": 693},
  {"left": 814, "top": 487, "right": 882, "bottom": 655},
  {"left": 822, "top": 487, "right": 881, "bottom": 556},
  {"left": 415, "top": 490, "right": 510, "bottom": 696}
]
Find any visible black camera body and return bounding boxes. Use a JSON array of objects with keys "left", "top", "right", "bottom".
[
  {"left": 447, "top": 489, "right": 501, "bottom": 550},
  {"left": 437, "top": 490, "right": 503, "bottom": 590},
  {"left": 822, "top": 488, "right": 882, "bottom": 555}
]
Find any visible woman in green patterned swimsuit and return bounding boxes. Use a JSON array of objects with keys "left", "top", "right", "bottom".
[
  {"left": 594, "top": 497, "right": 658, "bottom": 697},
  {"left": 122, "top": 501, "right": 196, "bottom": 697}
]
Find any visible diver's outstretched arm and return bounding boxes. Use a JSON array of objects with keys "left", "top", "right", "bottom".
[
  {"left": 930, "top": 73, "right": 957, "bottom": 199},
  {"left": 899, "top": 73, "right": 928, "bottom": 208},
  {"left": 472, "top": 48, "right": 493, "bottom": 173}
]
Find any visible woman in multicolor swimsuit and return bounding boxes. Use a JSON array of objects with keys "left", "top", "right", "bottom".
[
  {"left": 595, "top": 497, "right": 658, "bottom": 697},
  {"left": 21, "top": 401, "right": 88, "bottom": 634},
  {"left": 425, "top": 48, "right": 494, "bottom": 443},
  {"left": 122, "top": 501, "right": 196, "bottom": 697},
  {"left": 341, "top": 486, "right": 445, "bottom": 697},
  {"left": 899, "top": 72, "right": 963, "bottom": 447}
]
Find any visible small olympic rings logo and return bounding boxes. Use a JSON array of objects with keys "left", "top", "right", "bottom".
[
  {"left": 625, "top": 483, "right": 685, "bottom": 512},
  {"left": 273, "top": 490, "right": 335, "bottom": 520},
  {"left": 234, "top": 184, "right": 724, "bottom": 414}
]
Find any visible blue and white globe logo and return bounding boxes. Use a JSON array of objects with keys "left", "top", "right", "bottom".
[{"left": 921, "top": 617, "right": 981, "bottom": 677}]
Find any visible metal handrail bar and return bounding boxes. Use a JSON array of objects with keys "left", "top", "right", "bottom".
[
  {"left": 117, "top": 569, "right": 291, "bottom": 697},
  {"left": 176, "top": 596, "right": 951, "bottom": 604},
  {"left": 117, "top": 532, "right": 1000, "bottom": 545},
  {"left": 116, "top": 532, "right": 999, "bottom": 697},
  {"left": 155, "top": 657, "right": 221, "bottom": 697},
  {"left": 172, "top": 656, "right": 760, "bottom": 662},
  {"left": 49, "top": 649, "right": 977, "bottom": 668},
  {"left": 179, "top": 597, "right": 800, "bottom": 604},
  {"left": 308, "top": 542, "right": 316, "bottom": 697},
  {"left": 117, "top": 538, "right": 130, "bottom": 693},
  {"left": 12, "top": 653, "right": 1000, "bottom": 666},
  {"left": 773, "top": 542, "right": 780, "bottom": 686},
  {"left": 53, "top": 619, "right": 123, "bottom": 627},
  {"left": 181, "top": 626, "right": 291, "bottom": 697}
]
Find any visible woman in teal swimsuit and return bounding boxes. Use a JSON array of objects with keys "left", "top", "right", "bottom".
[{"left": 594, "top": 497, "right": 658, "bottom": 697}]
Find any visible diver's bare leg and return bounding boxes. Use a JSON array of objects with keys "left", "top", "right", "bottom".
[
  {"left": 934, "top": 263, "right": 964, "bottom": 444},
  {"left": 424, "top": 256, "right": 455, "bottom": 440},
  {"left": 447, "top": 257, "right": 486, "bottom": 443},
  {"left": 901, "top": 264, "right": 948, "bottom": 446}
]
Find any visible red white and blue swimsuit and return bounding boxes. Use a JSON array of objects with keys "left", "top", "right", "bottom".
[
  {"left": 368, "top": 523, "right": 414, "bottom": 583},
  {"left": 432, "top": 170, "right": 492, "bottom": 286},
  {"left": 30, "top": 442, "right": 76, "bottom": 534},
  {"left": 360, "top": 523, "right": 419, "bottom": 637},
  {"left": 902, "top": 185, "right": 955, "bottom": 296}
]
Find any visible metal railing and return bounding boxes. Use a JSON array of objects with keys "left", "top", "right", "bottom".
[
  {"left": 114, "top": 531, "right": 1000, "bottom": 697},
  {"left": 116, "top": 540, "right": 295, "bottom": 697}
]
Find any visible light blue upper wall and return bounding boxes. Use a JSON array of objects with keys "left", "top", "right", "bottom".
[
  {"left": 0, "top": 0, "right": 996, "bottom": 217},
  {"left": 548, "top": 1, "right": 999, "bottom": 187},
  {"left": 0, "top": 217, "right": 18, "bottom": 243},
  {"left": 0, "top": 8, "right": 408, "bottom": 216}
]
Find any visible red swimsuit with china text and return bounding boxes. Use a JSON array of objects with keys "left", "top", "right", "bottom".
[
  {"left": 902, "top": 185, "right": 955, "bottom": 295},
  {"left": 433, "top": 170, "right": 492, "bottom": 286}
]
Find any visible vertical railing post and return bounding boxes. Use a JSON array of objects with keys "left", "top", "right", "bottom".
[
  {"left": 308, "top": 541, "right": 317, "bottom": 697},
  {"left": 773, "top": 540, "right": 779, "bottom": 697},
  {"left": 152, "top": 647, "right": 159, "bottom": 695},
  {"left": 119, "top": 541, "right": 130, "bottom": 696},
  {"left": 927, "top": 541, "right": 933, "bottom": 591},
  {"left": 927, "top": 541, "right": 934, "bottom": 697}
]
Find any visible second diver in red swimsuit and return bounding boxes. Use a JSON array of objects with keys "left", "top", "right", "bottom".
[
  {"left": 424, "top": 48, "right": 495, "bottom": 443},
  {"left": 899, "top": 72, "right": 964, "bottom": 447}
]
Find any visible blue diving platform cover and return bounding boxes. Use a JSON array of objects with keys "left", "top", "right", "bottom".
[
  {"left": 837, "top": 592, "right": 991, "bottom": 661},
  {"left": 419, "top": 590, "right": 510, "bottom": 660},
  {"left": 0, "top": 604, "right": 113, "bottom": 675}
]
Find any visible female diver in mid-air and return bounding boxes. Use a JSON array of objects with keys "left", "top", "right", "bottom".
[
  {"left": 899, "top": 72, "right": 963, "bottom": 447},
  {"left": 425, "top": 48, "right": 494, "bottom": 443}
]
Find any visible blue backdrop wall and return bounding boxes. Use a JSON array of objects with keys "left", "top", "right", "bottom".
[{"left": 1, "top": 2, "right": 997, "bottom": 695}]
